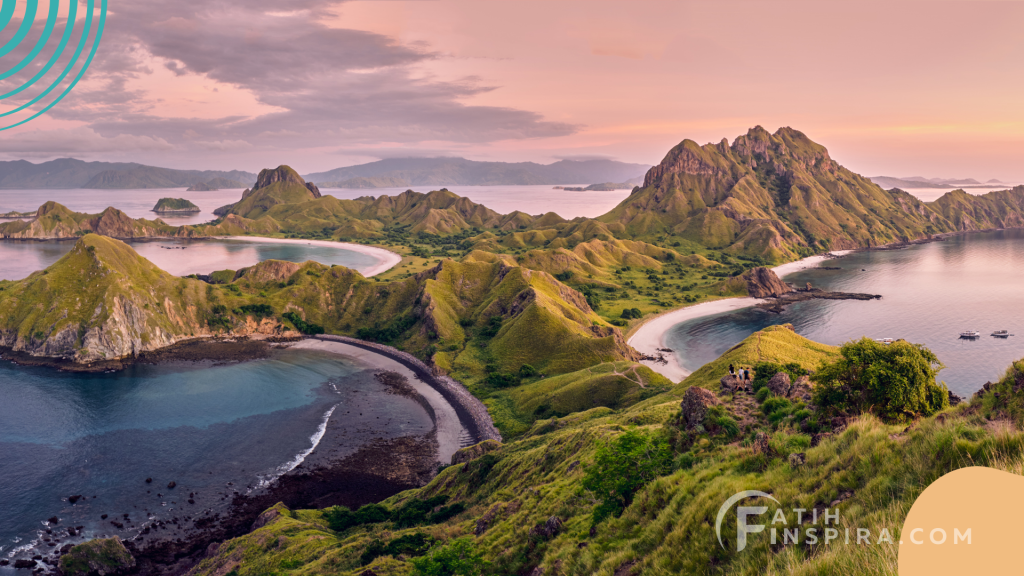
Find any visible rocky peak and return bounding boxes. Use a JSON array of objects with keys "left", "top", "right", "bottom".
[
  {"left": 251, "top": 165, "right": 321, "bottom": 198},
  {"left": 643, "top": 140, "right": 724, "bottom": 187},
  {"left": 743, "top": 267, "right": 794, "bottom": 298}
]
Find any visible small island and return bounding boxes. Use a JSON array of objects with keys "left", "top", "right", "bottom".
[{"left": 152, "top": 197, "right": 201, "bottom": 214}]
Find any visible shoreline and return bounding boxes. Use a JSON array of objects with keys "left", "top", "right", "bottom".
[
  {"left": 221, "top": 236, "right": 402, "bottom": 277},
  {"left": 310, "top": 334, "right": 502, "bottom": 446},
  {"left": 0, "top": 234, "right": 403, "bottom": 278},
  {"left": 290, "top": 338, "right": 471, "bottom": 464},
  {"left": 627, "top": 250, "right": 854, "bottom": 382},
  {"left": 3, "top": 338, "right": 469, "bottom": 574}
]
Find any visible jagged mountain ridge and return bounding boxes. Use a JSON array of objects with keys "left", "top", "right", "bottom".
[{"left": 599, "top": 126, "right": 1024, "bottom": 260}]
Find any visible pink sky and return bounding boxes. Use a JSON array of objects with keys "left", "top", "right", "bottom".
[{"left": 3, "top": 0, "right": 1024, "bottom": 179}]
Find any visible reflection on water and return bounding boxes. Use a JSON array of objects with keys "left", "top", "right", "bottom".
[
  {"left": 0, "top": 238, "right": 379, "bottom": 280},
  {"left": 666, "top": 229, "right": 1024, "bottom": 397}
]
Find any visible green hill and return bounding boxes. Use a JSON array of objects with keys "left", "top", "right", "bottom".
[
  {"left": 0, "top": 235, "right": 293, "bottom": 363},
  {"left": 185, "top": 324, "right": 1024, "bottom": 576}
]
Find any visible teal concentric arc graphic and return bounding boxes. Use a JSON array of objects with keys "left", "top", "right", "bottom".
[{"left": 0, "top": 0, "right": 107, "bottom": 131}]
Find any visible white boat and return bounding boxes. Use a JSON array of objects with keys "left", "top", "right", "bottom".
[
  {"left": 875, "top": 338, "right": 894, "bottom": 344},
  {"left": 960, "top": 330, "right": 981, "bottom": 339},
  {"left": 992, "top": 330, "right": 1011, "bottom": 338}
]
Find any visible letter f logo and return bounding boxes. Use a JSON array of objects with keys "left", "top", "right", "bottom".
[{"left": 716, "top": 490, "right": 779, "bottom": 552}]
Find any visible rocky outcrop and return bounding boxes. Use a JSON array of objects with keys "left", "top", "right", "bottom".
[
  {"left": 59, "top": 537, "right": 136, "bottom": 576},
  {"left": 744, "top": 267, "right": 793, "bottom": 298},
  {"left": 679, "top": 386, "right": 720, "bottom": 430},
  {"left": 234, "top": 260, "right": 303, "bottom": 283},
  {"left": 766, "top": 372, "right": 792, "bottom": 396}
]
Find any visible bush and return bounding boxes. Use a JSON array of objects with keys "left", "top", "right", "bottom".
[
  {"left": 812, "top": 337, "right": 949, "bottom": 423},
  {"left": 479, "top": 316, "right": 503, "bottom": 338},
  {"left": 356, "top": 315, "right": 415, "bottom": 343},
  {"left": 582, "top": 429, "right": 673, "bottom": 524},
  {"left": 752, "top": 361, "right": 808, "bottom": 392},
  {"left": 620, "top": 308, "right": 642, "bottom": 320},
  {"left": 485, "top": 373, "right": 519, "bottom": 388},
  {"left": 283, "top": 311, "right": 325, "bottom": 335},
  {"left": 755, "top": 387, "right": 771, "bottom": 403},
  {"left": 361, "top": 533, "right": 433, "bottom": 566},
  {"left": 237, "top": 303, "right": 273, "bottom": 317},
  {"left": 554, "top": 271, "right": 573, "bottom": 282},
  {"left": 410, "top": 537, "right": 488, "bottom": 576},
  {"left": 519, "top": 364, "right": 537, "bottom": 378}
]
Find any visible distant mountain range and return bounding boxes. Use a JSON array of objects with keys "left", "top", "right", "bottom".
[
  {"left": 869, "top": 175, "right": 1009, "bottom": 190},
  {"left": 307, "top": 157, "right": 650, "bottom": 188},
  {"left": 0, "top": 158, "right": 258, "bottom": 190},
  {"left": 0, "top": 157, "right": 651, "bottom": 190}
]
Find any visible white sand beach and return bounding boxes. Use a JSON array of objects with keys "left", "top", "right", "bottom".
[
  {"left": 227, "top": 236, "right": 402, "bottom": 277},
  {"left": 627, "top": 251, "right": 854, "bottom": 382},
  {"left": 627, "top": 298, "right": 766, "bottom": 383},
  {"left": 290, "top": 339, "right": 465, "bottom": 464}
]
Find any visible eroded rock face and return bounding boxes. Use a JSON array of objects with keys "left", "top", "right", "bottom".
[
  {"left": 744, "top": 267, "right": 793, "bottom": 298},
  {"left": 680, "top": 386, "right": 720, "bottom": 430}
]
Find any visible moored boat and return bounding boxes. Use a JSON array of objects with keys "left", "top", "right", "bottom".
[
  {"left": 992, "top": 330, "right": 1011, "bottom": 338},
  {"left": 960, "top": 330, "right": 981, "bottom": 339}
]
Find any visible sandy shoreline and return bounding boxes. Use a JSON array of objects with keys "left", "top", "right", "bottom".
[
  {"left": 225, "top": 236, "right": 402, "bottom": 277},
  {"left": 289, "top": 339, "right": 467, "bottom": 464},
  {"left": 627, "top": 251, "right": 853, "bottom": 382}
]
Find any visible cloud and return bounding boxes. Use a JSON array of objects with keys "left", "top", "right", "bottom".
[
  {"left": 12, "top": 0, "right": 577, "bottom": 166},
  {"left": 0, "top": 127, "right": 174, "bottom": 158}
]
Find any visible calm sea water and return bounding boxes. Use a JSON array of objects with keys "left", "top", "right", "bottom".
[
  {"left": 0, "top": 238, "right": 379, "bottom": 281},
  {"left": 0, "top": 348, "right": 433, "bottom": 565},
  {"left": 666, "top": 229, "right": 1024, "bottom": 397},
  {"left": 0, "top": 185, "right": 632, "bottom": 225}
]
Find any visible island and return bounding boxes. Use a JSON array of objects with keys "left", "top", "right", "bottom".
[{"left": 151, "top": 197, "right": 200, "bottom": 214}]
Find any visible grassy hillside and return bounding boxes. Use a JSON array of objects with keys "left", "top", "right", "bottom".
[
  {"left": 0, "top": 235, "right": 294, "bottom": 362},
  {"left": 186, "top": 325, "right": 1024, "bottom": 576},
  {"left": 0, "top": 202, "right": 179, "bottom": 239}
]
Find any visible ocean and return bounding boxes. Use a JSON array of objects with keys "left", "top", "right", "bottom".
[{"left": 665, "top": 229, "right": 1024, "bottom": 397}]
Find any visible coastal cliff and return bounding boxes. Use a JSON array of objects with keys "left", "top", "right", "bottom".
[{"left": 0, "top": 235, "right": 295, "bottom": 365}]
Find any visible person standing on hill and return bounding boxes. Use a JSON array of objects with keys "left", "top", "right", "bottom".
[{"left": 729, "top": 364, "right": 735, "bottom": 377}]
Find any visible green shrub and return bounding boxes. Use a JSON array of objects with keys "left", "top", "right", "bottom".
[
  {"left": 620, "top": 308, "right": 642, "bottom": 320},
  {"left": 283, "top": 312, "right": 325, "bottom": 335},
  {"left": 812, "top": 337, "right": 949, "bottom": 423},
  {"left": 752, "top": 361, "right": 808, "bottom": 392},
  {"left": 237, "top": 303, "right": 273, "bottom": 317},
  {"left": 755, "top": 387, "right": 771, "bottom": 403},
  {"left": 479, "top": 316, "right": 503, "bottom": 338},
  {"left": 410, "top": 537, "right": 488, "bottom": 576},
  {"left": 582, "top": 429, "right": 673, "bottom": 524},
  {"left": 361, "top": 533, "right": 433, "bottom": 566}
]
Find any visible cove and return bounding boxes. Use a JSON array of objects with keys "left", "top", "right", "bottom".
[
  {"left": 0, "top": 347, "right": 435, "bottom": 562},
  {"left": 665, "top": 229, "right": 1024, "bottom": 397}
]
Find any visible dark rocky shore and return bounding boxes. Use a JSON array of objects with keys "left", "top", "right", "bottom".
[
  {"left": 115, "top": 368, "right": 441, "bottom": 576},
  {"left": 11, "top": 334, "right": 496, "bottom": 576}
]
